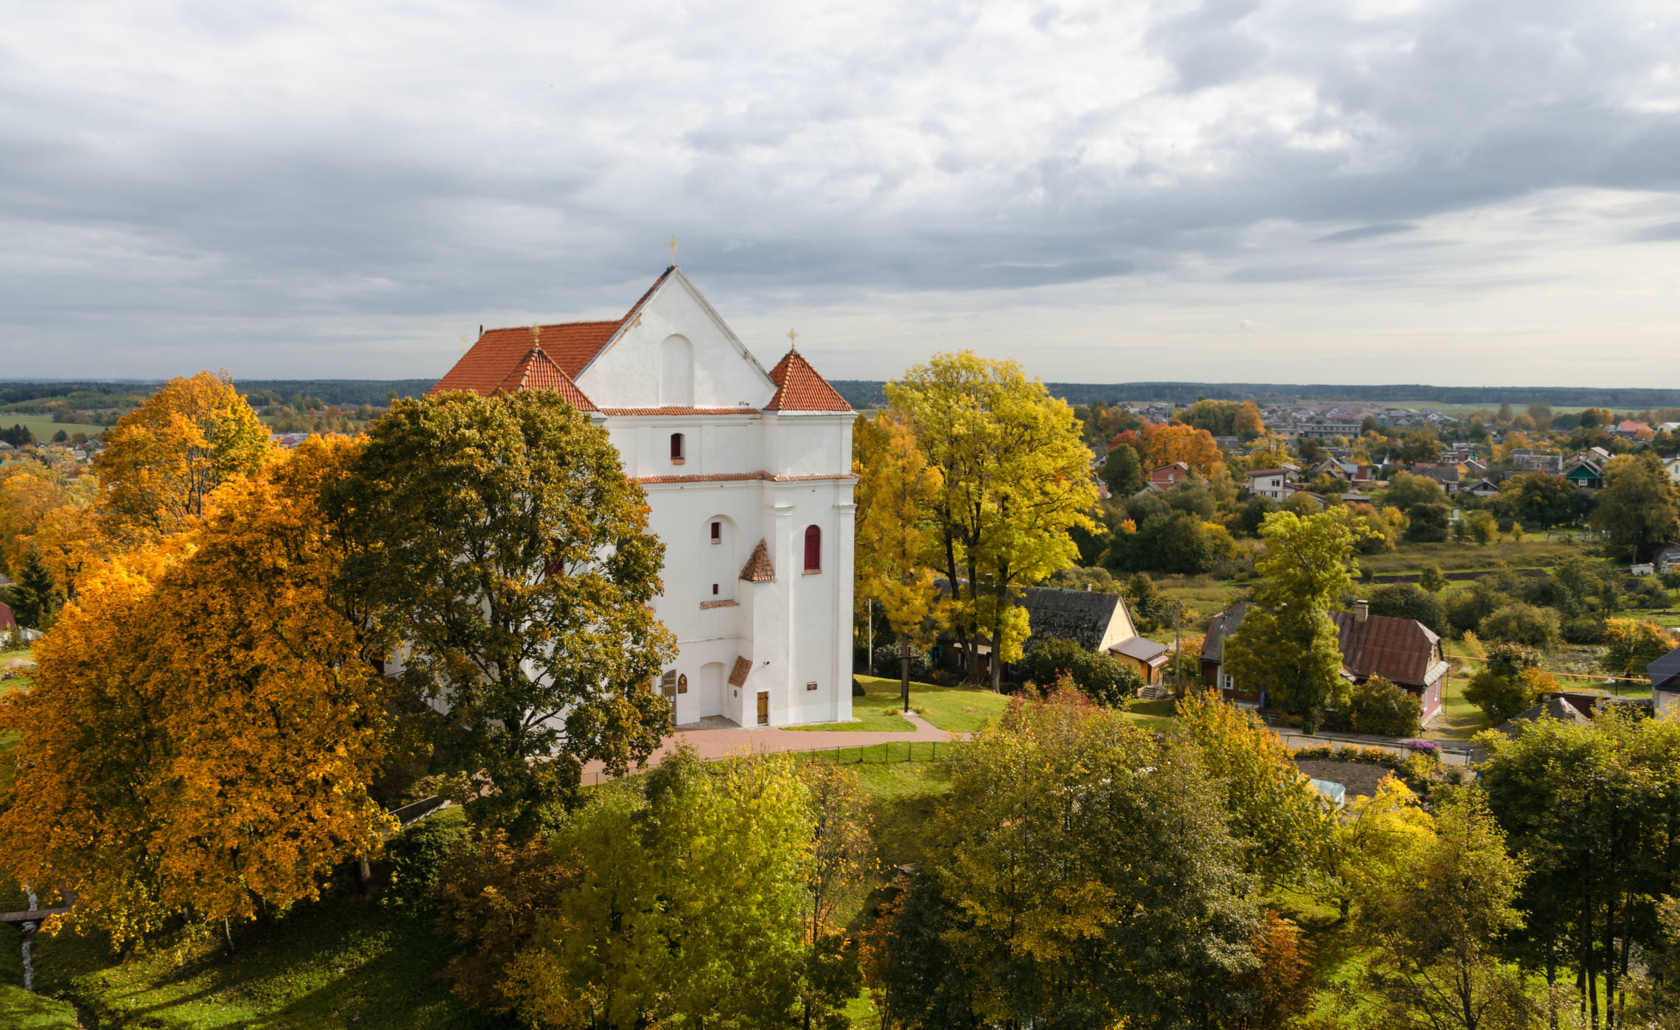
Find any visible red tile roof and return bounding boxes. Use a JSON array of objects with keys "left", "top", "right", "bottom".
[
  {"left": 740, "top": 538, "right": 775, "bottom": 582},
  {"left": 1329, "top": 611, "right": 1447, "bottom": 689},
  {"left": 431, "top": 267, "right": 674, "bottom": 397},
  {"left": 728, "top": 655, "right": 754, "bottom": 687},
  {"left": 764, "top": 349, "right": 852, "bottom": 412},
  {"left": 496, "top": 348, "right": 598, "bottom": 411}
]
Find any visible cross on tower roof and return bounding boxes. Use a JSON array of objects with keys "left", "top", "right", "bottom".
[
  {"left": 667, "top": 234, "right": 679, "bottom": 265},
  {"left": 787, "top": 328, "right": 798, "bottom": 351}
]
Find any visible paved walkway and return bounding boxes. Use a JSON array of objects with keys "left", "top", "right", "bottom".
[{"left": 580, "top": 711, "right": 962, "bottom": 783}]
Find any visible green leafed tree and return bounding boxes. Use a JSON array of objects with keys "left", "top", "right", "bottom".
[
  {"left": 1100, "top": 442, "right": 1143, "bottom": 497},
  {"left": 1590, "top": 453, "right": 1680, "bottom": 562},
  {"left": 1223, "top": 509, "right": 1365, "bottom": 721},
  {"left": 1357, "top": 789, "right": 1536, "bottom": 1030},
  {"left": 874, "top": 686, "right": 1260, "bottom": 1028},
  {"left": 341, "top": 390, "right": 677, "bottom": 835}
]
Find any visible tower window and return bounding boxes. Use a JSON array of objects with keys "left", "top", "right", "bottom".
[
  {"left": 670, "top": 433, "right": 685, "bottom": 463},
  {"left": 711, "top": 520, "right": 721, "bottom": 543},
  {"left": 804, "top": 525, "right": 821, "bottom": 572}
]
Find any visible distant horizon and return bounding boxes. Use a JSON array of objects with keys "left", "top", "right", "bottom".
[{"left": 8, "top": 377, "right": 1680, "bottom": 413}]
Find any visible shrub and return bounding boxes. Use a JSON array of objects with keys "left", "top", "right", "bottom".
[
  {"left": 1464, "top": 669, "right": 1536, "bottom": 725},
  {"left": 1018, "top": 637, "right": 1142, "bottom": 707},
  {"left": 872, "top": 643, "right": 933, "bottom": 681},
  {"left": 1346, "top": 676, "right": 1423, "bottom": 737},
  {"left": 1478, "top": 602, "right": 1560, "bottom": 648},
  {"left": 1632, "top": 578, "right": 1672, "bottom": 609},
  {"left": 382, "top": 812, "right": 473, "bottom": 912},
  {"left": 1562, "top": 615, "right": 1607, "bottom": 645},
  {"left": 1483, "top": 641, "right": 1542, "bottom": 679}
]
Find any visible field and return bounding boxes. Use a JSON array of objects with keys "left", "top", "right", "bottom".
[
  {"left": 1354, "top": 536, "right": 1584, "bottom": 576},
  {"left": 0, "top": 418, "right": 82, "bottom": 445}
]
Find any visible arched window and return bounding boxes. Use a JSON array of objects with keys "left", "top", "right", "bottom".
[
  {"left": 660, "top": 335, "right": 694, "bottom": 407},
  {"left": 670, "top": 432, "right": 685, "bottom": 463},
  {"left": 803, "top": 525, "right": 821, "bottom": 572}
]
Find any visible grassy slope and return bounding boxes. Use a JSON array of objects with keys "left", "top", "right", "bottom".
[
  {"left": 852, "top": 674, "right": 1011, "bottom": 734},
  {"left": 0, "top": 811, "right": 506, "bottom": 1030},
  {"left": 1355, "top": 537, "right": 1584, "bottom": 575},
  {"left": 0, "top": 984, "right": 79, "bottom": 1029}
]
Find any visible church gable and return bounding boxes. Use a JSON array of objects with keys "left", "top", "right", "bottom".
[{"left": 575, "top": 269, "right": 776, "bottom": 411}]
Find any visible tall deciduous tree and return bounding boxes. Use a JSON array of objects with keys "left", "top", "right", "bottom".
[
  {"left": 1099, "top": 442, "right": 1143, "bottom": 496},
  {"left": 1479, "top": 713, "right": 1680, "bottom": 1028},
  {"left": 1591, "top": 453, "right": 1680, "bottom": 562},
  {"left": 1357, "top": 789, "right": 1536, "bottom": 1030},
  {"left": 0, "top": 440, "right": 394, "bottom": 945},
  {"left": 341, "top": 390, "right": 677, "bottom": 834},
  {"left": 886, "top": 352, "right": 1096, "bottom": 690},
  {"left": 92, "top": 371, "right": 271, "bottom": 545},
  {"left": 875, "top": 686, "right": 1260, "bottom": 1028},
  {"left": 500, "top": 747, "right": 823, "bottom": 1029},
  {"left": 853, "top": 412, "right": 943, "bottom": 708},
  {"left": 1175, "top": 690, "right": 1334, "bottom": 887},
  {"left": 1223, "top": 509, "right": 1365, "bottom": 721},
  {"left": 1234, "top": 400, "right": 1266, "bottom": 440}
]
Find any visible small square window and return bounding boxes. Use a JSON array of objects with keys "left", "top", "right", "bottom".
[
  {"left": 711, "top": 521, "right": 721, "bottom": 543},
  {"left": 712, "top": 583, "right": 719, "bottom": 595},
  {"left": 806, "top": 681, "right": 819, "bottom": 692}
]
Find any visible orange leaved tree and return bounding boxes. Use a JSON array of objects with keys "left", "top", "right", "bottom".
[
  {"left": 92, "top": 370, "right": 271, "bottom": 546},
  {"left": 0, "top": 439, "right": 393, "bottom": 947}
]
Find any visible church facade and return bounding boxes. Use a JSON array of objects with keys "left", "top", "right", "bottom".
[{"left": 432, "top": 266, "right": 857, "bottom": 727}]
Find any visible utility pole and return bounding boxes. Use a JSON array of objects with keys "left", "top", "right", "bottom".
[
  {"left": 867, "top": 598, "right": 874, "bottom": 676},
  {"left": 901, "top": 638, "right": 912, "bottom": 713}
]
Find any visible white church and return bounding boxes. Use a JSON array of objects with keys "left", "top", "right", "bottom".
[{"left": 432, "top": 265, "right": 857, "bottom": 727}]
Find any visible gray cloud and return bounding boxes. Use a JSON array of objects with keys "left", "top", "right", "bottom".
[{"left": 2, "top": 0, "right": 1680, "bottom": 382}]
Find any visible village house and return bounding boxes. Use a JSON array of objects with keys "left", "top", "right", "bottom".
[
  {"left": 1650, "top": 646, "right": 1680, "bottom": 720},
  {"left": 1141, "top": 461, "right": 1192, "bottom": 492},
  {"left": 1463, "top": 478, "right": 1501, "bottom": 499},
  {"left": 1200, "top": 600, "right": 1449, "bottom": 724},
  {"left": 430, "top": 264, "right": 856, "bottom": 728},
  {"left": 1564, "top": 458, "right": 1604, "bottom": 490},
  {"left": 1246, "top": 467, "right": 1292, "bottom": 502}
]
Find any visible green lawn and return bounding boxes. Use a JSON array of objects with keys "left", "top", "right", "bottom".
[
  {"left": 785, "top": 702, "right": 915, "bottom": 732},
  {"left": 1119, "top": 696, "right": 1178, "bottom": 731},
  {"left": 852, "top": 675, "right": 1011, "bottom": 734},
  {"left": 0, "top": 418, "right": 90, "bottom": 446},
  {"left": 0, "top": 985, "right": 79, "bottom": 1030}
]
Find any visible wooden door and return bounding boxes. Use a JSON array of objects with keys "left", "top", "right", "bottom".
[{"left": 756, "top": 692, "right": 770, "bottom": 726}]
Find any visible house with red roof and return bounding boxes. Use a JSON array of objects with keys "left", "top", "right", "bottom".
[{"left": 431, "top": 265, "right": 856, "bottom": 728}]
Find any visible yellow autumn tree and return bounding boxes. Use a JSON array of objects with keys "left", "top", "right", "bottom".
[
  {"left": 886, "top": 352, "right": 1097, "bottom": 690},
  {"left": 854, "top": 411, "right": 943, "bottom": 705},
  {"left": 0, "top": 438, "right": 393, "bottom": 945},
  {"left": 92, "top": 370, "right": 271, "bottom": 545}
]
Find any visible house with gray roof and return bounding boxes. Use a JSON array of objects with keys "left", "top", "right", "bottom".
[{"left": 1650, "top": 646, "right": 1680, "bottom": 720}]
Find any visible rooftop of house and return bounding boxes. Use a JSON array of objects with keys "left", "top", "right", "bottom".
[
  {"left": 1020, "top": 587, "right": 1134, "bottom": 652},
  {"left": 1650, "top": 645, "right": 1680, "bottom": 691}
]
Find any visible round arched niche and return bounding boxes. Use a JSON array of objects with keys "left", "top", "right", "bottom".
[{"left": 660, "top": 334, "right": 694, "bottom": 407}]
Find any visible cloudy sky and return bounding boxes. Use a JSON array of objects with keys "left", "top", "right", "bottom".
[{"left": 4, "top": 0, "right": 1680, "bottom": 387}]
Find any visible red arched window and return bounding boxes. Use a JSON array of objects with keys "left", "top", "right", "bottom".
[{"left": 804, "top": 525, "right": 821, "bottom": 572}]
